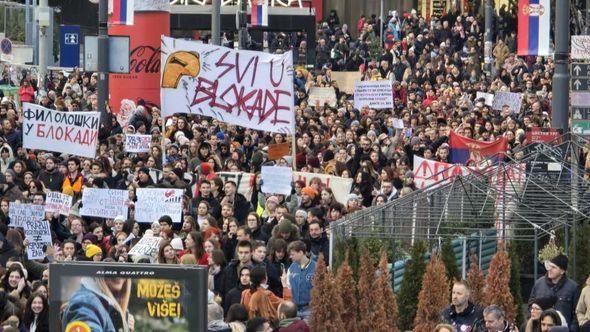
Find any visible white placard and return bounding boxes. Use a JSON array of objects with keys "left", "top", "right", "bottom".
[
  {"left": 80, "top": 188, "right": 129, "bottom": 219},
  {"left": 44, "top": 191, "right": 73, "bottom": 216},
  {"left": 135, "top": 188, "right": 183, "bottom": 223},
  {"left": 22, "top": 103, "right": 100, "bottom": 158},
  {"left": 124, "top": 134, "right": 152, "bottom": 153},
  {"left": 23, "top": 219, "right": 52, "bottom": 260},
  {"left": 308, "top": 87, "right": 337, "bottom": 107},
  {"left": 393, "top": 118, "right": 405, "bottom": 129},
  {"left": 572, "top": 35, "right": 590, "bottom": 60},
  {"left": 492, "top": 91, "right": 523, "bottom": 112},
  {"left": 292, "top": 172, "right": 353, "bottom": 205},
  {"left": 160, "top": 36, "right": 295, "bottom": 134},
  {"left": 353, "top": 80, "right": 394, "bottom": 109},
  {"left": 261, "top": 166, "right": 293, "bottom": 196},
  {"left": 8, "top": 203, "right": 44, "bottom": 228},
  {"left": 476, "top": 92, "right": 494, "bottom": 106},
  {"left": 128, "top": 236, "right": 163, "bottom": 257}
]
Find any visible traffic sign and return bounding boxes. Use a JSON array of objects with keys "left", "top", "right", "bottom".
[
  {"left": 0, "top": 38, "right": 12, "bottom": 55},
  {"left": 572, "top": 107, "right": 590, "bottom": 120},
  {"left": 571, "top": 63, "right": 590, "bottom": 77},
  {"left": 571, "top": 92, "right": 590, "bottom": 106},
  {"left": 572, "top": 78, "right": 590, "bottom": 91},
  {"left": 572, "top": 120, "right": 590, "bottom": 136}
]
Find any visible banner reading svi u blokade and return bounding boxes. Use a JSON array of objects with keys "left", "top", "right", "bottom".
[
  {"left": 160, "top": 36, "right": 295, "bottom": 134},
  {"left": 22, "top": 103, "right": 100, "bottom": 158}
]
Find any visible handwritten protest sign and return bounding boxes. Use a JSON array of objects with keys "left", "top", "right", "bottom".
[
  {"left": 216, "top": 172, "right": 256, "bottom": 201},
  {"left": 135, "top": 188, "right": 183, "bottom": 223},
  {"left": 476, "top": 92, "right": 494, "bottom": 106},
  {"left": 331, "top": 71, "right": 359, "bottom": 94},
  {"left": 22, "top": 103, "right": 100, "bottom": 158},
  {"left": 128, "top": 236, "right": 163, "bottom": 258},
  {"left": 160, "top": 36, "right": 295, "bottom": 134},
  {"left": 492, "top": 91, "right": 523, "bottom": 113},
  {"left": 80, "top": 188, "right": 129, "bottom": 219},
  {"left": 125, "top": 134, "right": 152, "bottom": 153},
  {"left": 23, "top": 219, "right": 52, "bottom": 260},
  {"left": 572, "top": 35, "right": 590, "bottom": 60},
  {"left": 353, "top": 80, "right": 394, "bottom": 109},
  {"left": 261, "top": 166, "right": 293, "bottom": 196},
  {"left": 308, "top": 87, "right": 337, "bottom": 107},
  {"left": 9, "top": 203, "right": 44, "bottom": 228},
  {"left": 413, "top": 156, "right": 472, "bottom": 190},
  {"left": 45, "top": 191, "right": 72, "bottom": 216},
  {"left": 292, "top": 172, "right": 353, "bottom": 204}
]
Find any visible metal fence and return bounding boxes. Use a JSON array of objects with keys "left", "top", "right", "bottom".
[{"left": 330, "top": 134, "right": 590, "bottom": 277}]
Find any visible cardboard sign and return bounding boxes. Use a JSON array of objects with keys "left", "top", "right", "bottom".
[
  {"left": 125, "top": 134, "right": 152, "bottom": 153},
  {"left": 267, "top": 142, "right": 290, "bottom": 160},
  {"left": 128, "top": 236, "right": 163, "bottom": 257},
  {"left": 45, "top": 191, "right": 73, "bottom": 216},
  {"left": 353, "top": 80, "right": 394, "bottom": 109},
  {"left": 261, "top": 166, "right": 293, "bottom": 196},
  {"left": 308, "top": 87, "right": 337, "bottom": 107},
  {"left": 292, "top": 172, "right": 353, "bottom": 204},
  {"left": 331, "top": 71, "right": 359, "bottom": 94},
  {"left": 22, "top": 103, "right": 100, "bottom": 158},
  {"left": 476, "top": 91, "right": 494, "bottom": 106},
  {"left": 9, "top": 203, "right": 44, "bottom": 228},
  {"left": 492, "top": 91, "right": 523, "bottom": 112},
  {"left": 80, "top": 188, "right": 129, "bottom": 219},
  {"left": 23, "top": 219, "right": 52, "bottom": 260},
  {"left": 160, "top": 36, "right": 295, "bottom": 135},
  {"left": 135, "top": 188, "right": 183, "bottom": 223}
]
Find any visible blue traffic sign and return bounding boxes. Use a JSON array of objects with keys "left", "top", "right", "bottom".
[{"left": 60, "top": 25, "right": 80, "bottom": 68}]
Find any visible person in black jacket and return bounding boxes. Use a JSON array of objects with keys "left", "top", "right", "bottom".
[
  {"left": 220, "top": 240, "right": 253, "bottom": 300},
  {"left": 224, "top": 266, "right": 250, "bottom": 315},
  {"left": 220, "top": 181, "right": 251, "bottom": 224},
  {"left": 305, "top": 221, "right": 329, "bottom": 265},
  {"left": 441, "top": 280, "right": 483, "bottom": 331}
]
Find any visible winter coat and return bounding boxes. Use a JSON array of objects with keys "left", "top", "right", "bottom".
[
  {"left": 276, "top": 318, "right": 310, "bottom": 332},
  {"left": 305, "top": 235, "right": 329, "bottom": 265},
  {"left": 37, "top": 168, "right": 64, "bottom": 192},
  {"left": 224, "top": 283, "right": 248, "bottom": 314},
  {"left": 441, "top": 302, "right": 483, "bottom": 332},
  {"left": 577, "top": 284, "right": 590, "bottom": 327},
  {"left": 61, "top": 278, "right": 131, "bottom": 332},
  {"left": 208, "top": 320, "right": 231, "bottom": 332},
  {"left": 287, "top": 259, "right": 316, "bottom": 308},
  {"left": 220, "top": 260, "right": 251, "bottom": 300},
  {"left": 530, "top": 275, "right": 579, "bottom": 329}
]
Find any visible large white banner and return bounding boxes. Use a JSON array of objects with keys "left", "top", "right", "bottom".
[
  {"left": 80, "top": 188, "right": 129, "bottom": 219},
  {"left": 9, "top": 203, "right": 44, "bottom": 228},
  {"left": 413, "top": 156, "right": 472, "bottom": 190},
  {"left": 135, "top": 188, "right": 183, "bottom": 223},
  {"left": 160, "top": 36, "right": 295, "bottom": 134},
  {"left": 292, "top": 172, "right": 353, "bottom": 205},
  {"left": 353, "top": 80, "right": 393, "bottom": 109},
  {"left": 23, "top": 219, "right": 52, "bottom": 260},
  {"left": 22, "top": 103, "right": 100, "bottom": 158}
]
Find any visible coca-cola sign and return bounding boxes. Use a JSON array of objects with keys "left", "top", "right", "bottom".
[{"left": 129, "top": 45, "right": 160, "bottom": 74}]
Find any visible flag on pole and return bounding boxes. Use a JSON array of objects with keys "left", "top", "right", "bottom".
[
  {"left": 448, "top": 131, "right": 508, "bottom": 165},
  {"left": 109, "top": 0, "right": 135, "bottom": 26},
  {"left": 251, "top": 0, "right": 268, "bottom": 27},
  {"left": 517, "top": 0, "right": 550, "bottom": 56}
]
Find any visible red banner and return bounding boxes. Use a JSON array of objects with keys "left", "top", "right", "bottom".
[
  {"left": 108, "top": 11, "right": 170, "bottom": 113},
  {"left": 525, "top": 128, "right": 562, "bottom": 144}
]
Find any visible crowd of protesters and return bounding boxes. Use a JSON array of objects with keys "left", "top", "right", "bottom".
[{"left": 0, "top": 2, "right": 589, "bottom": 332}]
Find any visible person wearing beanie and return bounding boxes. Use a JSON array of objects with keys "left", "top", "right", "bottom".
[
  {"left": 85, "top": 244, "right": 103, "bottom": 262},
  {"left": 522, "top": 296, "right": 558, "bottom": 332},
  {"left": 267, "top": 220, "right": 300, "bottom": 250},
  {"left": 136, "top": 166, "right": 154, "bottom": 188},
  {"left": 529, "top": 254, "right": 579, "bottom": 329}
]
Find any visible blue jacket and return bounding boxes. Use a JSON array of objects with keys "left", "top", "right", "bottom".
[
  {"left": 288, "top": 258, "right": 316, "bottom": 307},
  {"left": 61, "top": 278, "right": 129, "bottom": 332}
]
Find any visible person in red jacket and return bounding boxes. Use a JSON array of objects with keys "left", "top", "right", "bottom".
[{"left": 17, "top": 79, "right": 35, "bottom": 103}]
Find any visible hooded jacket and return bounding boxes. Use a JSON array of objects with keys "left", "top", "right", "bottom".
[{"left": 277, "top": 318, "right": 310, "bottom": 332}]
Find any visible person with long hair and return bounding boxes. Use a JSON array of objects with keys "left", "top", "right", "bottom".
[
  {"left": 62, "top": 277, "right": 134, "bottom": 332},
  {"left": 22, "top": 292, "right": 49, "bottom": 332},
  {"left": 246, "top": 212, "right": 268, "bottom": 243},
  {"left": 0, "top": 264, "right": 31, "bottom": 307},
  {"left": 240, "top": 266, "right": 290, "bottom": 321},
  {"left": 208, "top": 249, "right": 226, "bottom": 296},
  {"left": 156, "top": 242, "right": 180, "bottom": 264},
  {"left": 184, "top": 231, "right": 208, "bottom": 265},
  {"left": 539, "top": 309, "right": 563, "bottom": 331}
]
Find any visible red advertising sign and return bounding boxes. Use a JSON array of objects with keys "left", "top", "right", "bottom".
[
  {"left": 108, "top": 11, "right": 170, "bottom": 113},
  {"left": 525, "top": 128, "right": 562, "bottom": 144}
]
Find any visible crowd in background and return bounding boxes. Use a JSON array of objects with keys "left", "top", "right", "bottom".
[{"left": 0, "top": 3, "right": 589, "bottom": 332}]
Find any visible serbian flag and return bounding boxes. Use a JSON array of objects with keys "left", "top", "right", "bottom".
[
  {"left": 109, "top": 0, "right": 134, "bottom": 26},
  {"left": 517, "top": 0, "right": 550, "bottom": 56},
  {"left": 251, "top": 0, "right": 268, "bottom": 27},
  {"left": 448, "top": 131, "right": 508, "bottom": 165}
]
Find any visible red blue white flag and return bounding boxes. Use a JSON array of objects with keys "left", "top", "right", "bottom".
[
  {"left": 251, "top": 0, "right": 268, "bottom": 27},
  {"left": 517, "top": 0, "right": 550, "bottom": 56},
  {"left": 448, "top": 131, "right": 508, "bottom": 165},
  {"left": 109, "top": 0, "right": 134, "bottom": 26}
]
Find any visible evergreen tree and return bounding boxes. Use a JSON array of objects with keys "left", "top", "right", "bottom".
[
  {"left": 413, "top": 254, "right": 450, "bottom": 332},
  {"left": 570, "top": 219, "right": 590, "bottom": 285},
  {"left": 482, "top": 243, "right": 517, "bottom": 322},
  {"left": 335, "top": 252, "right": 359, "bottom": 332},
  {"left": 309, "top": 254, "right": 345, "bottom": 331},
  {"left": 398, "top": 241, "right": 428, "bottom": 331},
  {"left": 441, "top": 238, "right": 461, "bottom": 284},
  {"left": 508, "top": 242, "right": 524, "bottom": 327},
  {"left": 372, "top": 249, "right": 400, "bottom": 331},
  {"left": 467, "top": 253, "right": 485, "bottom": 307},
  {"left": 357, "top": 248, "right": 376, "bottom": 331}
]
